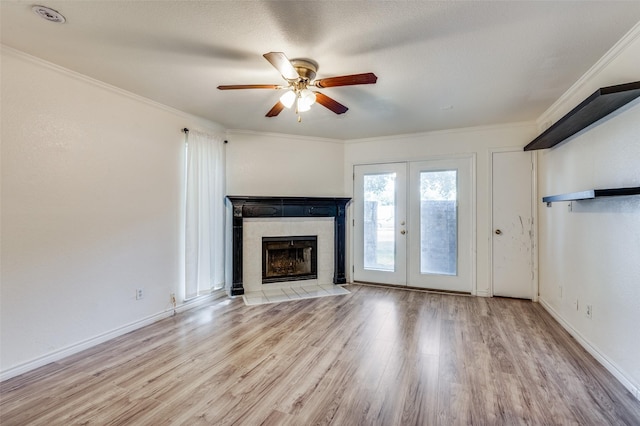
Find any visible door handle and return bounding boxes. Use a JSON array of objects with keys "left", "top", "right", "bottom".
[{"left": 495, "top": 229, "right": 502, "bottom": 235}]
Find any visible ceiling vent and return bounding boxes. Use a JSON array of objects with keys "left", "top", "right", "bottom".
[{"left": 32, "top": 5, "right": 66, "bottom": 23}]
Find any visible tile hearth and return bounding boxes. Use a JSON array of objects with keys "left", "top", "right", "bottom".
[{"left": 242, "top": 284, "right": 350, "bottom": 306}]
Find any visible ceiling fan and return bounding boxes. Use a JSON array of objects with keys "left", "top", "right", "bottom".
[{"left": 217, "top": 52, "right": 377, "bottom": 121}]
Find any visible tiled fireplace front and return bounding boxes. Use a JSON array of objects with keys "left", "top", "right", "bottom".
[{"left": 243, "top": 218, "right": 334, "bottom": 293}]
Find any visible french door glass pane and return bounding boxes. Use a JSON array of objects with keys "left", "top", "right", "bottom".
[
  {"left": 420, "top": 170, "right": 457, "bottom": 275},
  {"left": 363, "top": 173, "right": 396, "bottom": 271}
]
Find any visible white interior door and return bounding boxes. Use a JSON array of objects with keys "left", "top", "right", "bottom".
[
  {"left": 492, "top": 150, "right": 534, "bottom": 299},
  {"left": 408, "top": 157, "right": 473, "bottom": 293},
  {"left": 353, "top": 163, "right": 407, "bottom": 285}
]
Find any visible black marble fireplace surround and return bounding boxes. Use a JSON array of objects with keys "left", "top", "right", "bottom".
[{"left": 226, "top": 196, "right": 351, "bottom": 296}]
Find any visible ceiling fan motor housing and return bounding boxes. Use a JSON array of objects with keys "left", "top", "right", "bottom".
[{"left": 290, "top": 59, "right": 318, "bottom": 82}]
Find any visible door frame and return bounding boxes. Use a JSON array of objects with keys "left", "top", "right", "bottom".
[
  {"left": 488, "top": 147, "right": 538, "bottom": 301},
  {"left": 351, "top": 153, "right": 477, "bottom": 295}
]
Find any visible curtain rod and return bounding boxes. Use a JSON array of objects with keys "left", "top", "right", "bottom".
[{"left": 181, "top": 128, "right": 228, "bottom": 143}]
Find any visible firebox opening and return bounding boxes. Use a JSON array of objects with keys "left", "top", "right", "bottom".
[{"left": 262, "top": 236, "right": 318, "bottom": 284}]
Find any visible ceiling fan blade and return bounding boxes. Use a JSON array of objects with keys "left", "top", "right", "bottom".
[
  {"left": 314, "top": 73, "right": 378, "bottom": 88},
  {"left": 266, "top": 101, "right": 285, "bottom": 117},
  {"left": 217, "top": 84, "right": 281, "bottom": 90},
  {"left": 263, "top": 52, "right": 300, "bottom": 80},
  {"left": 314, "top": 92, "right": 348, "bottom": 115}
]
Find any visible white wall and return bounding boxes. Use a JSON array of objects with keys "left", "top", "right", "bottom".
[
  {"left": 0, "top": 47, "right": 225, "bottom": 379},
  {"left": 536, "top": 24, "right": 640, "bottom": 398},
  {"left": 225, "top": 130, "right": 345, "bottom": 197},
  {"left": 344, "top": 123, "right": 537, "bottom": 294}
]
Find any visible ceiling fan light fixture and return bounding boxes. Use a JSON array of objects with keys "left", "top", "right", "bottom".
[
  {"left": 296, "top": 89, "right": 316, "bottom": 112},
  {"left": 297, "top": 97, "right": 312, "bottom": 112},
  {"left": 280, "top": 90, "right": 296, "bottom": 109},
  {"left": 300, "top": 89, "right": 316, "bottom": 106}
]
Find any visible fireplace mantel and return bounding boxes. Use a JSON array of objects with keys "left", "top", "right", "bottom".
[{"left": 226, "top": 196, "right": 351, "bottom": 296}]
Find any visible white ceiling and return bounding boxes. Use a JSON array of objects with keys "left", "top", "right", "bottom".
[{"left": 2, "top": 1, "right": 640, "bottom": 140}]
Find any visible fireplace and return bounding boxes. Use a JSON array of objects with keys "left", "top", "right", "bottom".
[
  {"left": 262, "top": 236, "right": 318, "bottom": 283},
  {"left": 226, "top": 196, "right": 351, "bottom": 296}
]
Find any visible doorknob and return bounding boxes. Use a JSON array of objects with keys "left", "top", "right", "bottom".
[
  {"left": 495, "top": 229, "right": 502, "bottom": 235},
  {"left": 400, "top": 230, "right": 406, "bottom": 235}
]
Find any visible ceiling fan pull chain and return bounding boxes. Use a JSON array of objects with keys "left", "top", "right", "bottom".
[{"left": 294, "top": 104, "right": 302, "bottom": 122}]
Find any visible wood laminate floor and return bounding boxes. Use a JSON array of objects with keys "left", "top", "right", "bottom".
[{"left": 2, "top": 284, "right": 640, "bottom": 425}]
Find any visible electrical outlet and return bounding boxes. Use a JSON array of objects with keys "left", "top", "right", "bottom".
[
  {"left": 586, "top": 305, "right": 592, "bottom": 319},
  {"left": 136, "top": 288, "right": 143, "bottom": 300}
]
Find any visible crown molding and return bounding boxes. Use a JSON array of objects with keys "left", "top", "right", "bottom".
[
  {"left": 537, "top": 21, "right": 640, "bottom": 130},
  {"left": 226, "top": 129, "right": 344, "bottom": 145},
  {"left": 344, "top": 121, "right": 536, "bottom": 145},
  {"left": 1, "top": 44, "right": 226, "bottom": 135}
]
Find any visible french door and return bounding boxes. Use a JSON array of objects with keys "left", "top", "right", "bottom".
[
  {"left": 353, "top": 157, "right": 474, "bottom": 293},
  {"left": 353, "top": 163, "right": 407, "bottom": 285}
]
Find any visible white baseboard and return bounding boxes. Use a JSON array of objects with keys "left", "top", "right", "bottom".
[
  {"left": 0, "top": 291, "right": 224, "bottom": 382},
  {"left": 538, "top": 297, "right": 640, "bottom": 402}
]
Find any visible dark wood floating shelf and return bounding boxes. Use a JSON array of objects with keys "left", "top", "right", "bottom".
[
  {"left": 524, "top": 81, "right": 640, "bottom": 151},
  {"left": 542, "top": 187, "right": 640, "bottom": 204}
]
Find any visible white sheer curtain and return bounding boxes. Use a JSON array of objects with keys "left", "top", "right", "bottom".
[{"left": 184, "top": 130, "right": 225, "bottom": 299}]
